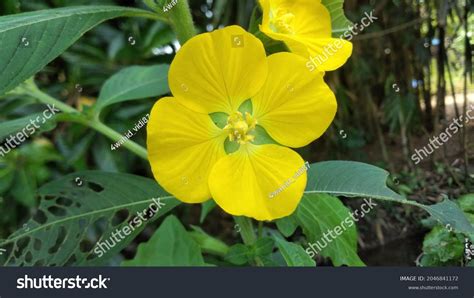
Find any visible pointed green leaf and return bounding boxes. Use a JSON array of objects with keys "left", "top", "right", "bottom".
[
  {"left": 305, "top": 161, "right": 474, "bottom": 236},
  {"left": 275, "top": 216, "right": 298, "bottom": 237},
  {"left": 199, "top": 200, "right": 217, "bottom": 223},
  {"left": 122, "top": 215, "right": 206, "bottom": 266},
  {"left": 94, "top": 65, "right": 170, "bottom": 114},
  {"left": 0, "top": 113, "right": 56, "bottom": 140},
  {"left": 272, "top": 234, "right": 316, "bottom": 267},
  {"left": 0, "top": 6, "right": 156, "bottom": 96},
  {"left": 295, "top": 193, "right": 364, "bottom": 266}
]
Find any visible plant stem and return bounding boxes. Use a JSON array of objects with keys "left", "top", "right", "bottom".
[
  {"left": 22, "top": 82, "right": 77, "bottom": 114},
  {"left": 258, "top": 221, "right": 263, "bottom": 239},
  {"left": 234, "top": 216, "right": 257, "bottom": 244},
  {"left": 233, "top": 216, "right": 264, "bottom": 267},
  {"left": 21, "top": 83, "right": 149, "bottom": 161},
  {"left": 167, "top": 0, "right": 197, "bottom": 44},
  {"left": 88, "top": 120, "right": 148, "bottom": 160}
]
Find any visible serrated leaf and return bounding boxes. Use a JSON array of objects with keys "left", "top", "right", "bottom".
[
  {"left": 0, "top": 5, "right": 156, "bottom": 96},
  {"left": 305, "top": 161, "right": 474, "bottom": 236},
  {"left": 122, "top": 215, "right": 206, "bottom": 266},
  {"left": 295, "top": 193, "right": 364, "bottom": 266},
  {"left": 94, "top": 65, "right": 170, "bottom": 113},
  {"left": 321, "top": 0, "right": 352, "bottom": 35},
  {"left": 0, "top": 171, "right": 180, "bottom": 266},
  {"left": 272, "top": 234, "right": 315, "bottom": 267}
]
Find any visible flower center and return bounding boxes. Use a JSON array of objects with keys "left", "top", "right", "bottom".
[
  {"left": 224, "top": 111, "right": 257, "bottom": 144},
  {"left": 269, "top": 8, "right": 296, "bottom": 34}
]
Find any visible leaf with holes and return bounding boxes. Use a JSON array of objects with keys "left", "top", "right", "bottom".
[
  {"left": 0, "top": 5, "right": 156, "bottom": 96},
  {"left": 94, "top": 65, "right": 170, "bottom": 114},
  {"left": 0, "top": 171, "right": 180, "bottom": 266}
]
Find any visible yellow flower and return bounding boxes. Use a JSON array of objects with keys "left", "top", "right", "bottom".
[
  {"left": 259, "top": 0, "right": 353, "bottom": 71},
  {"left": 147, "top": 26, "right": 336, "bottom": 221}
]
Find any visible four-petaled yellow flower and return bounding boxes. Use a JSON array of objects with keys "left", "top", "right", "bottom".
[
  {"left": 259, "top": 0, "right": 353, "bottom": 71},
  {"left": 147, "top": 26, "right": 336, "bottom": 220}
]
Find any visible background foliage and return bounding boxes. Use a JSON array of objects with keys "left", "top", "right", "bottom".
[{"left": 0, "top": 0, "right": 473, "bottom": 267}]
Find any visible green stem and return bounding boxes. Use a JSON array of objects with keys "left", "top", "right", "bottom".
[
  {"left": 233, "top": 216, "right": 264, "bottom": 267},
  {"left": 167, "top": 0, "right": 197, "bottom": 44},
  {"left": 145, "top": 0, "right": 196, "bottom": 45},
  {"left": 21, "top": 83, "right": 149, "bottom": 161},
  {"left": 234, "top": 216, "right": 257, "bottom": 244},
  {"left": 22, "top": 81, "right": 77, "bottom": 114},
  {"left": 88, "top": 120, "right": 148, "bottom": 160}
]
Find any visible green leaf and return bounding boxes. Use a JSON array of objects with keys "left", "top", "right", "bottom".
[
  {"left": 420, "top": 226, "right": 465, "bottom": 266},
  {"left": 225, "top": 244, "right": 250, "bottom": 265},
  {"left": 305, "top": 161, "right": 474, "bottom": 236},
  {"left": 321, "top": 0, "right": 352, "bottom": 35},
  {"left": 423, "top": 200, "right": 474, "bottom": 236},
  {"left": 123, "top": 215, "right": 206, "bottom": 266},
  {"left": 295, "top": 193, "right": 364, "bottom": 266},
  {"left": 0, "top": 113, "right": 56, "bottom": 140},
  {"left": 306, "top": 161, "right": 404, "bottom": 201},
  {"left": 10, "top": 168, "right": 36, "bottom": 208},
  {"left": 0, "top": 5, "right": 156, "bottom": 96},
  {"left": 199, "top": 200, "right": 217, "bottom": 223},
  {"left": 94, "top": 65, "right": 170, "bottom": 114},
  {"left": 189, "top": 226, "right": 229, "bottom": 257},
  {"left": 459, "top": 194, "right": 474, "bottom": 213},
  {"left": 0, "top": 171, "right": 180, "bottom": 266},
  {"left": 253, "top": 237, "right": 274, "bottom": 257},
  {"left": 275, "top": 216, "right": 298, "bottom": 237},
  {"left": 272, "top": 233, "right": 315, "bottom": 267}
]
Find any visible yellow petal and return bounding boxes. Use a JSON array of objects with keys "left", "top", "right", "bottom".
[
  {"left": 209, "top": 144, "right": 307, "bottom": 221},
  {"left": 302, "top": 37, "right": 353, "bottom": 71},
  {"left": 147, "top": 97, "right": 227, "bottom": 203},
  {"left": 259, "top": 0, "right": 352, "bottom": 71},
  {"left": 169, "top": 25, "right": 268, "bottom": 114},
  {"left": 252, "top": 52, "right": 337, "bottom": 148},
  {"left": 260, "top": 0, "right": 330, "bottom": 38}
]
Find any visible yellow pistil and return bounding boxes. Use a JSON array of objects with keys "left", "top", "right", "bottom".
[
  {"left": 224, "top": 111, "right": 257, "bottom": 144},
  {"left": 269, "top": 8, "right": 296, "bottom": 34}
]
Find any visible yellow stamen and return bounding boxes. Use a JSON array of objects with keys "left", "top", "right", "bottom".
[
  {"left": 224, "top": 111, "right": 257, "bottom": 145},
  {"left": 269, "top": 8, "right": 296, "bottom": 34}
]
